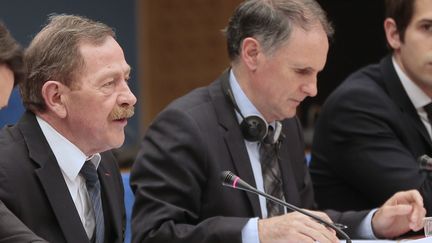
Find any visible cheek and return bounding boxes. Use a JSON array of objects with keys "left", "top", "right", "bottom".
[
  {"left": 68, "top": 100, "right": 107, "bottom": 127},
  {"left": 275, "top": 81, "right": 295, "bottom": 99},
  {"left": 403, "top": 50, "right": 427, "bottom": 75},
  {"left": 402, "top": 39, "right": 426, "bottom": 61},
  {"left": 0, "top": 87, "right": 13, "bottom": 107},
  {"left": 83, "top": 106, "right": 109, "bottom": 125},
  {"left": 0, "top": 79, "right": 14, "bottom": 105}
]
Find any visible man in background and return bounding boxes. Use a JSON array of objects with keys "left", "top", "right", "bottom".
[
  {"left": 0, "top": 14, "right": 136, "bottom": 243},
  {"left": 0, "top": 21, "right": 48, "bottom": 243},
  {"left": 131, "top": 0, "right": 425, "bottom": 242},
  {"left": 0, "top": 22, "right": 24, "bottom": 109},
  {"left": 310, "top": 0, "right": 432, "bottom": 215}
]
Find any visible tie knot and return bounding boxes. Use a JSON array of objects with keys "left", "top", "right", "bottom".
[
  {"left": 263, "top": 126, "right": 275, "bottom": 144},
  {"left": 80, "top": 161, "right": 98, "bottom": 187},
  {"left": 425, "top": 103, "right": 432, "bottom": 114},
  {"left": 268, "top": 125, "right": 274, "bottom": 132}
]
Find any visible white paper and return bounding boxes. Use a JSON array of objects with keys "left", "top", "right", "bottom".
[{"left": 407, "top": 237, "right": 432, "bottom": 242}]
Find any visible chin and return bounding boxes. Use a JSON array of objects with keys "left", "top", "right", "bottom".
[
  {"left": 112, "top": 140, "right": 125, "bottom": 149},
  {"left": 282, "top": 110, "right": 297, "bottom": 119},
  {"left": 117, "top": 137, "right": 126, "bottom": 147},
  {"left": 106, "top": 135, "right": 125, "bottom": 149}
]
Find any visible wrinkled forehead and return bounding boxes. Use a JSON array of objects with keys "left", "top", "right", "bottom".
[{"left": 73, "top": 38, "right": 129, "bottom": 84}]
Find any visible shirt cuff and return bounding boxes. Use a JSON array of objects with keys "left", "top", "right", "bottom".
[
  {"left": 242, "top": 217, "right": 260, "bottom": 243},
  {"left": 355, "top": 208, "right": 378, "bottom": 239}
]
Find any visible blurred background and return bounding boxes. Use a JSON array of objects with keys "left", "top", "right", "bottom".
[{"left": 0, "top": 1, "right": 387, "bottom": 241}]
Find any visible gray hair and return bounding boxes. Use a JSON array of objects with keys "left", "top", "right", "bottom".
[
  {"left": 22, "top": 14, "right": 115, "bottom": 112},
  {"left": 224, "top": 0, "right": 334, "bottom": 61}
]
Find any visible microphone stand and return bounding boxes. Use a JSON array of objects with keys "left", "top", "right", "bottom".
[{"left": 221, "top": 171, "right": 352, "bottom": 243}]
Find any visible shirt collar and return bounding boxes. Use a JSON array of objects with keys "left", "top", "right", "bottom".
[
  {"left": 393, "top": 56, "right": 432, "bottom": 109},
  {"left": 229, "top": 69, "right": 274, "bottom": 128},
  {"left": 36, "top": 116, "right": 101, "bottom": 181}
]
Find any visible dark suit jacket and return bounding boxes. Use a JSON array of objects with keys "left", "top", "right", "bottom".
[
  {"left": 310, "top": 55, "right": 432, "bottom": 213},
  {"left": 0, "top": 111, "right": 126, "bottom": 243},
  {"left": 0, "top": 200, "right": 47, "bottom": 243},
  {"left": 130, "top": 71, "right": 369, "bottom": 243}
]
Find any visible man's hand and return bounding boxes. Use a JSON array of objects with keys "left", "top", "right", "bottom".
[
  {"left": 258, "top": 210, "right": 339, "bottom": 243},
  {"left": 372, "top": 189, "right": 426, "bottom": 238}
]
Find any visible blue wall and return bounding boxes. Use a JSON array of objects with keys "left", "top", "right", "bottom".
[{"left": 0, "top": 0, "right": 140, "bottom": 147}]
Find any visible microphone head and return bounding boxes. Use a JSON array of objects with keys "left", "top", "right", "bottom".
[
  {"left": 418, "top": 154, "right": 432, "bottom": 171},
  {"left": 220, "top": 171, "right": 255, "bottom": 191},
  {"left": 418, "top": 154, "right": 430, "bottom": 163},
  {"left": 221, "top": 171, "right": 236, "bottom": 187}
]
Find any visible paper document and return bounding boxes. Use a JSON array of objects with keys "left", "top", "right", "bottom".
[{"left": 408, "top": 238, "right": 432, "bottom": 242}]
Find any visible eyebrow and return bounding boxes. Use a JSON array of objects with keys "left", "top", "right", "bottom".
[
  {"left": 124, "top": 66, "right": 132, "bottom": 81},
  {"left": 417, "top": 18, "right": 432, "bottom": 25},
  {"left": 101, "top": 65, "right": 131, "bottom": 80}
]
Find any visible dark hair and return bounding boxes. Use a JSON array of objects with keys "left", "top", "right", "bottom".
[
  {"left": 385, "top": 0, "right": 416, "bottom": 42},
  {"left": 224, "top": 0, "right": 334, "bottom": 61},
  {"left": 0, "top": 22, "right": 24, "bottom": 87},
  {"left": 22, "top": 14, "right": 115, "bottom": 112}
]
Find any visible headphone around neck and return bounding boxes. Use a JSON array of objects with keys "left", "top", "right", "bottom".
[{"left": 221, "top": 76, "right": 282, "bottom": 144}]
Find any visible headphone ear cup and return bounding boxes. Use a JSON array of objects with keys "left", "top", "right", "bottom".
[{"left": 240, "top": 115, "right": 267, "bottom": 142}]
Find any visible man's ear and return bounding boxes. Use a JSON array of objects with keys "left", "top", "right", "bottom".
[
  {"left": 41, "top": 81, "right": 68, "bottom": 118},
  {"left": 240, "top": 37, "right": 262, "bottom": 71},
  {"left": 384, "top": 18, "right": 401, "bottom": 50}
]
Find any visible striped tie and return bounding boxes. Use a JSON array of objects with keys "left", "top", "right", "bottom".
[
  {"left": 80, "top": 161, "right": 105, "bottom": 243},
  {"left": 259, "top": 126, "right": 285, "bottom": 217}
]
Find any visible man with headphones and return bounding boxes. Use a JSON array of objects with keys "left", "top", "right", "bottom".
[{"left": 130, "top": 0, "right": 426, "bottom": 242}]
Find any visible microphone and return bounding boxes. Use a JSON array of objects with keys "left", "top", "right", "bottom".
[
  {"left": 221, "top": 171, "right": 352, "bottom": 243},
  {"left": 418, "top": 155, "right": 432, "bottom": 172}
]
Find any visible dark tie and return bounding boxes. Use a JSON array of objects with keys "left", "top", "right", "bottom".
[
  {"left": 80, "top": 161, "right": 105, "bottom": 243},
  {"left": 425, "top": 103, "right": 432, "bottom": 124},
  {"left": 259, "top": 127, "right": 285, "bottom": 217}
]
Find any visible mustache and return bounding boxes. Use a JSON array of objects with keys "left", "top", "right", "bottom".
[{"left": 109, "top": 105, "right": 135, "bottom": 120}]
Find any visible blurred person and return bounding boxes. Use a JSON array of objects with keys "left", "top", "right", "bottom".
[
  {"left": 310, "top": 0, "right": 432, "bottom": 215},
  {"left": 0, "top": 21, "right": 47, "bottom": 243},
  {"left": 130, "top": 0, "right": 426, "bottom": 242},
  {"left": 0, "top": 14, "right": 136, "bottom": 243},
  {"left": 0, "top": 22, "right": 24, "bottom": 109}
]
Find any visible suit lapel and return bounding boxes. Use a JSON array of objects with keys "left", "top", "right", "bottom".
[
  {"left": 209, "top": 71, "right": 262, "bottom": 217},
  {"left": 380, "top": 56, "right": 432, "bottom": 147},
  {"left": 36, "top": 163, "right": 90, "bottom": 243},
  {"left": 19, "top": 112, "right": 90, "bottom": 243},
  {"left": 224, "top": 128, "right": 262, "bottom": 217}
]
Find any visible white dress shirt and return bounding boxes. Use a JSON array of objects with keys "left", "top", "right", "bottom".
[
  {"left": 393, "top": 57, "right": 432, "bottom": 138},
  {"left": 36, "top": 116, "right": 101, "bottom": 239}
]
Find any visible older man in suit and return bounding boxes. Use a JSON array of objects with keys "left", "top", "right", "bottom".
[{"left": 0, "top": 14, "right": 136, "bottom": 243}]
